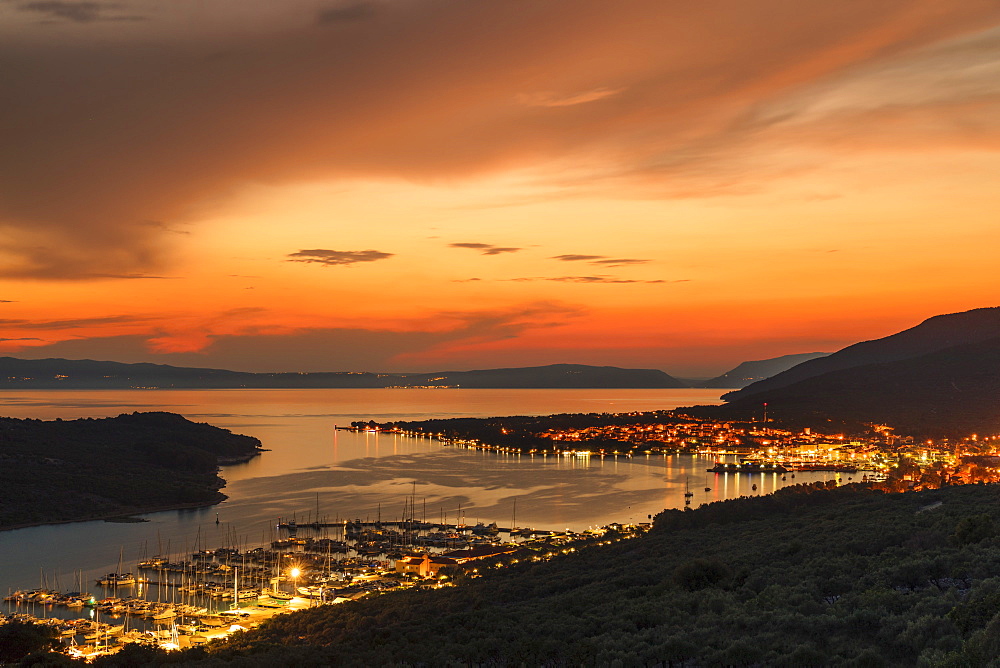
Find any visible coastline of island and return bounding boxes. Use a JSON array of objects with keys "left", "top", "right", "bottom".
[{"left": 0, "top": 412, "right": 263, "bottom": 532}]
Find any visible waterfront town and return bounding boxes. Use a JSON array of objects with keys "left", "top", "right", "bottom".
[{"left": 351, "top": 410, "right": 1000, "bottom": 488}]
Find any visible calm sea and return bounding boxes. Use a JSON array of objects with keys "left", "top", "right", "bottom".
[{"left": 0, "top": 388, "right": 835, "bottom": 593}]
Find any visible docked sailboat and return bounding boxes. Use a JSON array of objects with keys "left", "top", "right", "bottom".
[{"left": 95, "top": 572, "right": 137, "bottom": 586}]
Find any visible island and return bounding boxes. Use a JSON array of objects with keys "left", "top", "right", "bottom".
[{"left": 0, "top": 412, "right": 263, "bottom": 531}]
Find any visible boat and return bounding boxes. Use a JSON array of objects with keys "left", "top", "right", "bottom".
[
  {"left": 790, "top": 463, "right": 860, "bottom": 473},
  {"left": 707, "top": 461, "right": 788, "bottom": 473},
  {"left": 683, "top": 476, "right": 694, "bottom": 498},
  {"left": 150, "top": 606, "right": 177, "bottom": 620}
]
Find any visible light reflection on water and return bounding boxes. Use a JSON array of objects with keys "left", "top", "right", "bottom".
[{"left": 0, "top": 389, "right": 841, "bottom": 593}]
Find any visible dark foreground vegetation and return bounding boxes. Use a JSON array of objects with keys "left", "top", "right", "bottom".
[
  {"left": 0, "top": 412, "right": 262, "bottom": 530},
  {"left": 17, "top": 482, "right": 1000, "bottom": 666}
]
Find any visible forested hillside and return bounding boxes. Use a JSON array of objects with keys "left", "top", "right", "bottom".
[
  {"left": 88, "top": 482, "right": 1000, "bottom": 667},
  {"left": 0, "top": 412, "right": 262, "bottom": 530}
]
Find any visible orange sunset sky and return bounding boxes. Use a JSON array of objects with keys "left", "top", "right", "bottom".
[{"left": 2, "top": 0, "right": 999, "bottom": 377}]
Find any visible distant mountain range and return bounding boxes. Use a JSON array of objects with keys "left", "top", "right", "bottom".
[
  {"left": 692, "top": 306, "right": 1000, "bottom": 437},
  {"left": 695, "top": 352, "right": 830, "bottom": 388},
  {"left": 0, "top": 358, "right": 688, "bottom": 389}
]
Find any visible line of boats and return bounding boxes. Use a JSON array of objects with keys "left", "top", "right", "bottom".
[{"left": 706, "top": 460, "right": 875, "bottom": 474}]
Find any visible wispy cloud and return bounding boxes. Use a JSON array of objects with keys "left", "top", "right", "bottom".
[
  {"left": 16, "top": 1, "right": 146, "bottom": 23},
  {"left": 317, "top": 1, "right": 376, "bottom": 25},
  {"left": 449, "top": 243, "right": 522, "bottom": 256},
  {"left": 551, "top": 254, "right": 606, "bottom": 262},
  {"left": 551, "top": 254, "right": 651, "bottom": 267},
  {"left": 287, "top": 249, "right": 394, "bottom": 266},
  {"left": 591, "top": 258, "right": 650, "bottom": 267},
  {"left": 506, "top": 275, "right": 668, "bottom": 284},
  {"left": 518, "top": 87, "right": 625, "bottom": 108},
  {"left": 0, "top": 314, "right": 155, "bottom": 330}
]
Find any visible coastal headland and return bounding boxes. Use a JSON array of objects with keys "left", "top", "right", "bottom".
[{"left": 0, "top": 412, "right": 263, "bottom": 531}]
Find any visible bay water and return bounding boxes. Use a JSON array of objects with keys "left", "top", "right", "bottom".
[{"left": 0, "top": 388, "right": 834, "bottom": 593}]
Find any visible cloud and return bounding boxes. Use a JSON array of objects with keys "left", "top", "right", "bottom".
[
  {"left": 0, "top": 337, "right": 43, "bottom": 342},
  {"left": 518, "top": 87, "right": 625, "bottom": 108},
  {"left": 317, "top": 2, "right": 376, "bottom": 24},
  {"left": 449, "top": 243, "right": 522, "bottom": 255},
  {"left": 140, "top": 220, "right": 190, "bottom": 235},
  {"left": 0, "top": 300, "right": 15, "bottom": 303},
  {"left": 551, "top": 254, "right": 650, "bottom": 267},
  {"left": 506, "top": 276, "right": 667, "bottom": 284},
  {"left": 287, "top": 249, "right": 394, "bottom": 266},
  {"left": 16, "top": 1, "right": 145, "bottom": 22},
  {"left": 547, "top": 276, "right": 665, "bottom": 284},
  {"left": 591, "top": 258, "right": 650, "bottom": 267},
  {"left": 0, "top": 314, "right": 154, "bottom": 330},
  {"left": 551, "top": 254, "right": 606, "bottom": 262},
  {"left": 10, "top": 301, "right": 586, "bottom": 371}
]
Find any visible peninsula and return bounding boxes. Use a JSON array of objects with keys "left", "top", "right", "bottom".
[{"left": 0, "top": 412, "right": 263, "bottom": 531}]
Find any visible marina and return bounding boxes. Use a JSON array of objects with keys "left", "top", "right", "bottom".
[{"left": 4, "top": 510, "right": 637, "bottom": 656}]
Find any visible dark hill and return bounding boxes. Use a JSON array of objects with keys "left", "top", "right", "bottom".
[
  {"left": 0, "top": 412, "right": 262, "bottom": 530},
  {"left": 699, "top": 352, "right": 830, "bottom": 388},
  {"left": 694, "top": 336, "right": 1000, "bottom": 437},
  {"left": 401, "top": 363, "right": 686, "bottom": 388},
  {"left": 0, "top": 358, "right": 684, "bottom": 389},
  {"left": 726, "top": 306, "right": 1000, "bottom": 401}
]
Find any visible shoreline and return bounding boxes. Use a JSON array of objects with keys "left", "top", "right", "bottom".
[
  {"left": 0, "top": 454, "right": 259, "bottom": 533},
  {"left": 0, "top": 494, "right": 228, "bottom": 533}
]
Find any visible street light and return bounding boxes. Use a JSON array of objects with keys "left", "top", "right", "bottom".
[{"left": 290, "top": 567, "right": 301, "bottom": 598}]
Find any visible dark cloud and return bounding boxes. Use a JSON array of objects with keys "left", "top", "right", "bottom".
[
  {"left": 16, "top": 1, "right": 145, "bottom": 23},
  {"left": 317, "top": 2, "right": 376, "bottom": 24},
  {"left": 506, "top": 275, "right": 666, "bottom": 284},
  {"left": 591, "top": 258, "right": 650, "bottom": 267},
  {"left": 0, "top": 314, "right": 153, "bottom": 330},
  {"left": 0, "top": 337, "right": 43, "bottom": 342},
  {"left": 140, "top": 220, "right": 190, "bottom": 235},
  {"left": 12, "top": 301, "right": 585, "bottom": 371},
  {"left": 549, "top": 276, "right": 664, "bottom": 284},
  {"left": 0, "top": 300, "right": 15, "bottom": 303},
  {"left": 449, "top": 243, "right": 522, "bottom": 255},
  {"left": 550, "top": 254, "right": 650, "bottom": 267},
  {"left": 551, "top": 254, "right": 606, "bottom": 262},
  {"left": 88, "top": 273, "right": 173, "bottom": 279},
  {"left": 287, "top": 249, "right": 394, "bottom": 266}
]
